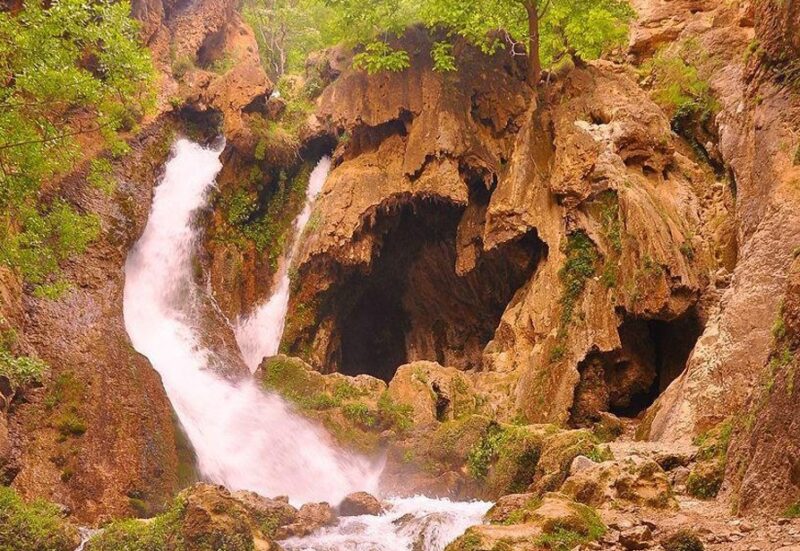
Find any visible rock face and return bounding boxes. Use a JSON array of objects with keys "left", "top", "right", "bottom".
[
  {"left": 4, "top": 122, "right": 183, "bottom": 523},
  {"left": 0, "top": 0, "right": 271, "bottom": 523},
  {"left": 282, "top": 30, "right": 724, "bottom": 432},
  {"left": 632, "top": 0, "right": 800, "bottom": 447},
  {"left": 723, "top": 257, "right": 800, "bottom": 515}
]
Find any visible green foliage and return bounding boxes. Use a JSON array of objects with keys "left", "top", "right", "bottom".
[
  {"left": 420, "top": 0, "right": 633, "bottom": 75},
  {"left": 246, "top": 0, "right": 633, "bottom": 80},
  {"left": 45, "top": 370, "right": 88, "bottom": 441},
  {"left": 0, "top": 0, "right": 153, "bottom": 289},
  {"left": 661, "top": 529, "right": 704, "bottom": 551},
  {"left": 431, "top": 41, "right": 457, "bottom": 71},
  {"left": 686, "top": 420, "right": 732, "bottom": 499},
  {"left": 533, "top": 502, "right": 606, "bottom": 550},
  {"left": 466, "top": 423, "right": 543, "bottom": 492},
  {"left": 0, "top": 486, "right": 78, "bottom": 551},
  {"left": 86, "top": 497, "right": 188, "bottom": 551},
  {"left": 87, "top": 158, "right": 117, "bottom": 195},
  {"left": 550, "top": 232, "right": 598, "bottom": 361},
  {"left": 558, "top": 232, "right": 599, "bottom": 329},
  {"left": 0, "top": 349, "right": 46, "bottom": 390},
  {"left": 377, "top": 392, "right": 414, "bottom": 432},
  {"left": 467, "top": 423, "right": 505, "bottom": 479},
  {"left": 218, "top": 164, "right": 311, "bottom": 269},
  {"left": 784, "top": 502, "right": 800, "bottom": 518},
  {"left": 641, "top": 46, "right": 718, "bottom": 134},
  {"left": 171, "top": 55, "right": 196, "bottom": 80},
  {"left": 353, "top": 41, "right": 411, "bottom": 74},
  {"left": 53, "top": 411, "right": 87, "bottom": 439},
  {"left": 342, "top": 402, "right": 378, "bottom": 427}
]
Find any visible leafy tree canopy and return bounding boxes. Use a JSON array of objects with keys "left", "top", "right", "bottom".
[
  {"left": 244, "top": 0, "right": 634, "bottom": 82},
  {"left": 0, "top": 0, "right": 154, "bottom": 293}
]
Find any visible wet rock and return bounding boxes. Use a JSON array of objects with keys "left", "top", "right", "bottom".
[
  {"left": 86, "top": 484, "right": 283, "bottom": 550},
  {"left": 449, "top": 493, "right": 606, "bottom": 550},
  {"left": 339, "top": 492, "right": 384, "bottom": 516},
  {"left": 276, "top": 502, "right": 337, "bottom": 539}
]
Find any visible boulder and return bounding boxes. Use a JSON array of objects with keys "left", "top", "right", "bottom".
[
  {"left": 619, "top": 524, "right": 654, "bottom": 550},
  {"left": 338, "top": 492, "right": 384, "bottom": 516},
  {"left": 561, "top": 457, "right": 675, "bottom": 509},
  {"left": 86, "top": 483, "right": 283, "bottom": 550},
  {"left": 275, "top": 502, "right": 336, "bottom": 539},
  {"left": 447, "top": 493, "right": 606, "bottom": 551}
]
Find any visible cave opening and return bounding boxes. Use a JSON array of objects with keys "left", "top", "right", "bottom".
[
  {"left": 334, "top": 196, "right": 544, "bottom": 382},
  {"left": 570, "top": 308, "right": 703, "bottom": 426}
]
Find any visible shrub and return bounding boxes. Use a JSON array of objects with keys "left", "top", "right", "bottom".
[
  {"left": 87, "top": 498, "right": 187, "bottom": 551},
  {"left": 661, "top": 529, "right": 704, "bottom": 551},
  {"left": 0, "top": 349, "right": 46, "bottom": 390},
  {"left": 0, "top": 486, "right": 78, "bottom": 551},
  {"left": 342, "top": 402, "right": 378, "bottom": 428},
  {"left": 377, "top": 393, "right": 413, "bottom": 432}
]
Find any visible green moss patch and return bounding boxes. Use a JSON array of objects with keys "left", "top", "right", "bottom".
[
  {"left": 686, "top": 419, "right": 732, "bottom": 499},
  {"left": 551, "top": 232, "right": 599, "bottom": 362}
]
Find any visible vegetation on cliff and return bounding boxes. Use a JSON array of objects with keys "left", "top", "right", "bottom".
[
  {"left": 0, "top": 486, "right": 79, "bottom": 551},
  {"left": 0, "top": 0, "right": 154, "bottom": 295},
  {"left": 243, "top": 0, "right": 633, "bottom": 83}
]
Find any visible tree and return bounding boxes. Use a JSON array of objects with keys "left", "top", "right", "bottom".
[
  {"left": 420, "top": 0, "right": 634, "bottom": 84},
  {"left": 0, "top": 0, "right": 154, "bottom": 293},
  {"left": 242, "top": 0, "right": 332, "bottom": 79}
]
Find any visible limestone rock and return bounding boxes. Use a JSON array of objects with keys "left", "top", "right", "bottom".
[
  {"left": 276, "top": 502, "right": 337, "bottom": 539},
  {"left": 338, "top": 492, "right": 384, "bottom": 517},
  {"left": 561, "top": 457, "right": 676, "bottom": 509},
  {"left": 448, "top": 493, "right": 606, "bottom": 551},
  {"left": 620, "top": 524, "right": 653, "bottom": 550},
  {"left": 86, "top": 484, "right": 283, "bottom": 550}
]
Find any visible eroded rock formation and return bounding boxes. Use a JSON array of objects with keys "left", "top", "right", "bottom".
[{"left": 281, "top": 33, "right": 725, "bottom": 434}]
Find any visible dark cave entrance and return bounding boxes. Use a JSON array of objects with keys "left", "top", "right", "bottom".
[
  {"left": 570, "top": 308, "right": 703, "bottom": 426},
  {"left": 335, "top": 196, "right": 544, "bottom": 382}
]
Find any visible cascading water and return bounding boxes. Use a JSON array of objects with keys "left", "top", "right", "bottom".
[
  {"left": 123, "top": 139, "right": 379, "bottom": 504},
  {"left": 123, "top": 138, "right": 491, "bottom": 550},
  {"left": 234, "top": 157, "right": 331, "bottom": 371}
]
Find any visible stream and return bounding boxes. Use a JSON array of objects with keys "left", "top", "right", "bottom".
[{"left": 119, "top": 139, "right": 490, "bottom": 550}]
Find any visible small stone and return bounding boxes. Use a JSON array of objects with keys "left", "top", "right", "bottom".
[
  {"left": 740, "top": 520, "right": 755, "bottom": 533},
  {"left": 780, "top": 518, "right": 793, "bottom": 526},
  {"left": 611, "top": 519, "right": 635, "bottom": 531},
  {"left": 620, "top": 525, "right": 653, "bottom": 550},
  {"left": 570, "top": 455, "right": 597, "bottom": 475}
]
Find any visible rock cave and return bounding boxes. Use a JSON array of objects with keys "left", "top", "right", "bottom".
[
  {"left": 569, "top": 308, "right": 703, "bottom": 426},
  {"left": 324, "top": 195, "right": 545, "bottom": 382}
]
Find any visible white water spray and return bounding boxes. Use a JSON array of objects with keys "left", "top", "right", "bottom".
[
  {"left": 123, "top": 140, "right": 379, "bottom": 504},
  {"left": 282, "top": 496, "right": 490, "bottom": 551},
  {"left": 235, "top": 157, "right": 331, "bottom": 371}
]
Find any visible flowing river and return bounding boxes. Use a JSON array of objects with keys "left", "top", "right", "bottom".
[{"left": 122, "top": 139, "right": 490, "bottom": 550}]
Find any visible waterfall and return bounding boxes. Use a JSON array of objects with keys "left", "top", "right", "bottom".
[
  {"left": 122, "top": 138, "right": 491, "bottom": 550},
  {"left": 235, "top": 157, "right": 331, "bottom": 371},
  {"left": 123, "top": 139, "right": 379, "bottom": 505}
]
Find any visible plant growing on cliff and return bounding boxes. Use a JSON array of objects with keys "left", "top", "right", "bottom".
[
  {"left": 640, "top": 46, "right": 718, "bottom": 137},
  {"left": 419, "top": 0, "right": 634, "bottom": 84},
  {"left": 550, "top": 231, "right": 599, "bottom": 361},
  {"left": 0, "top": 0, "right": 155, "bottom": 292}
]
